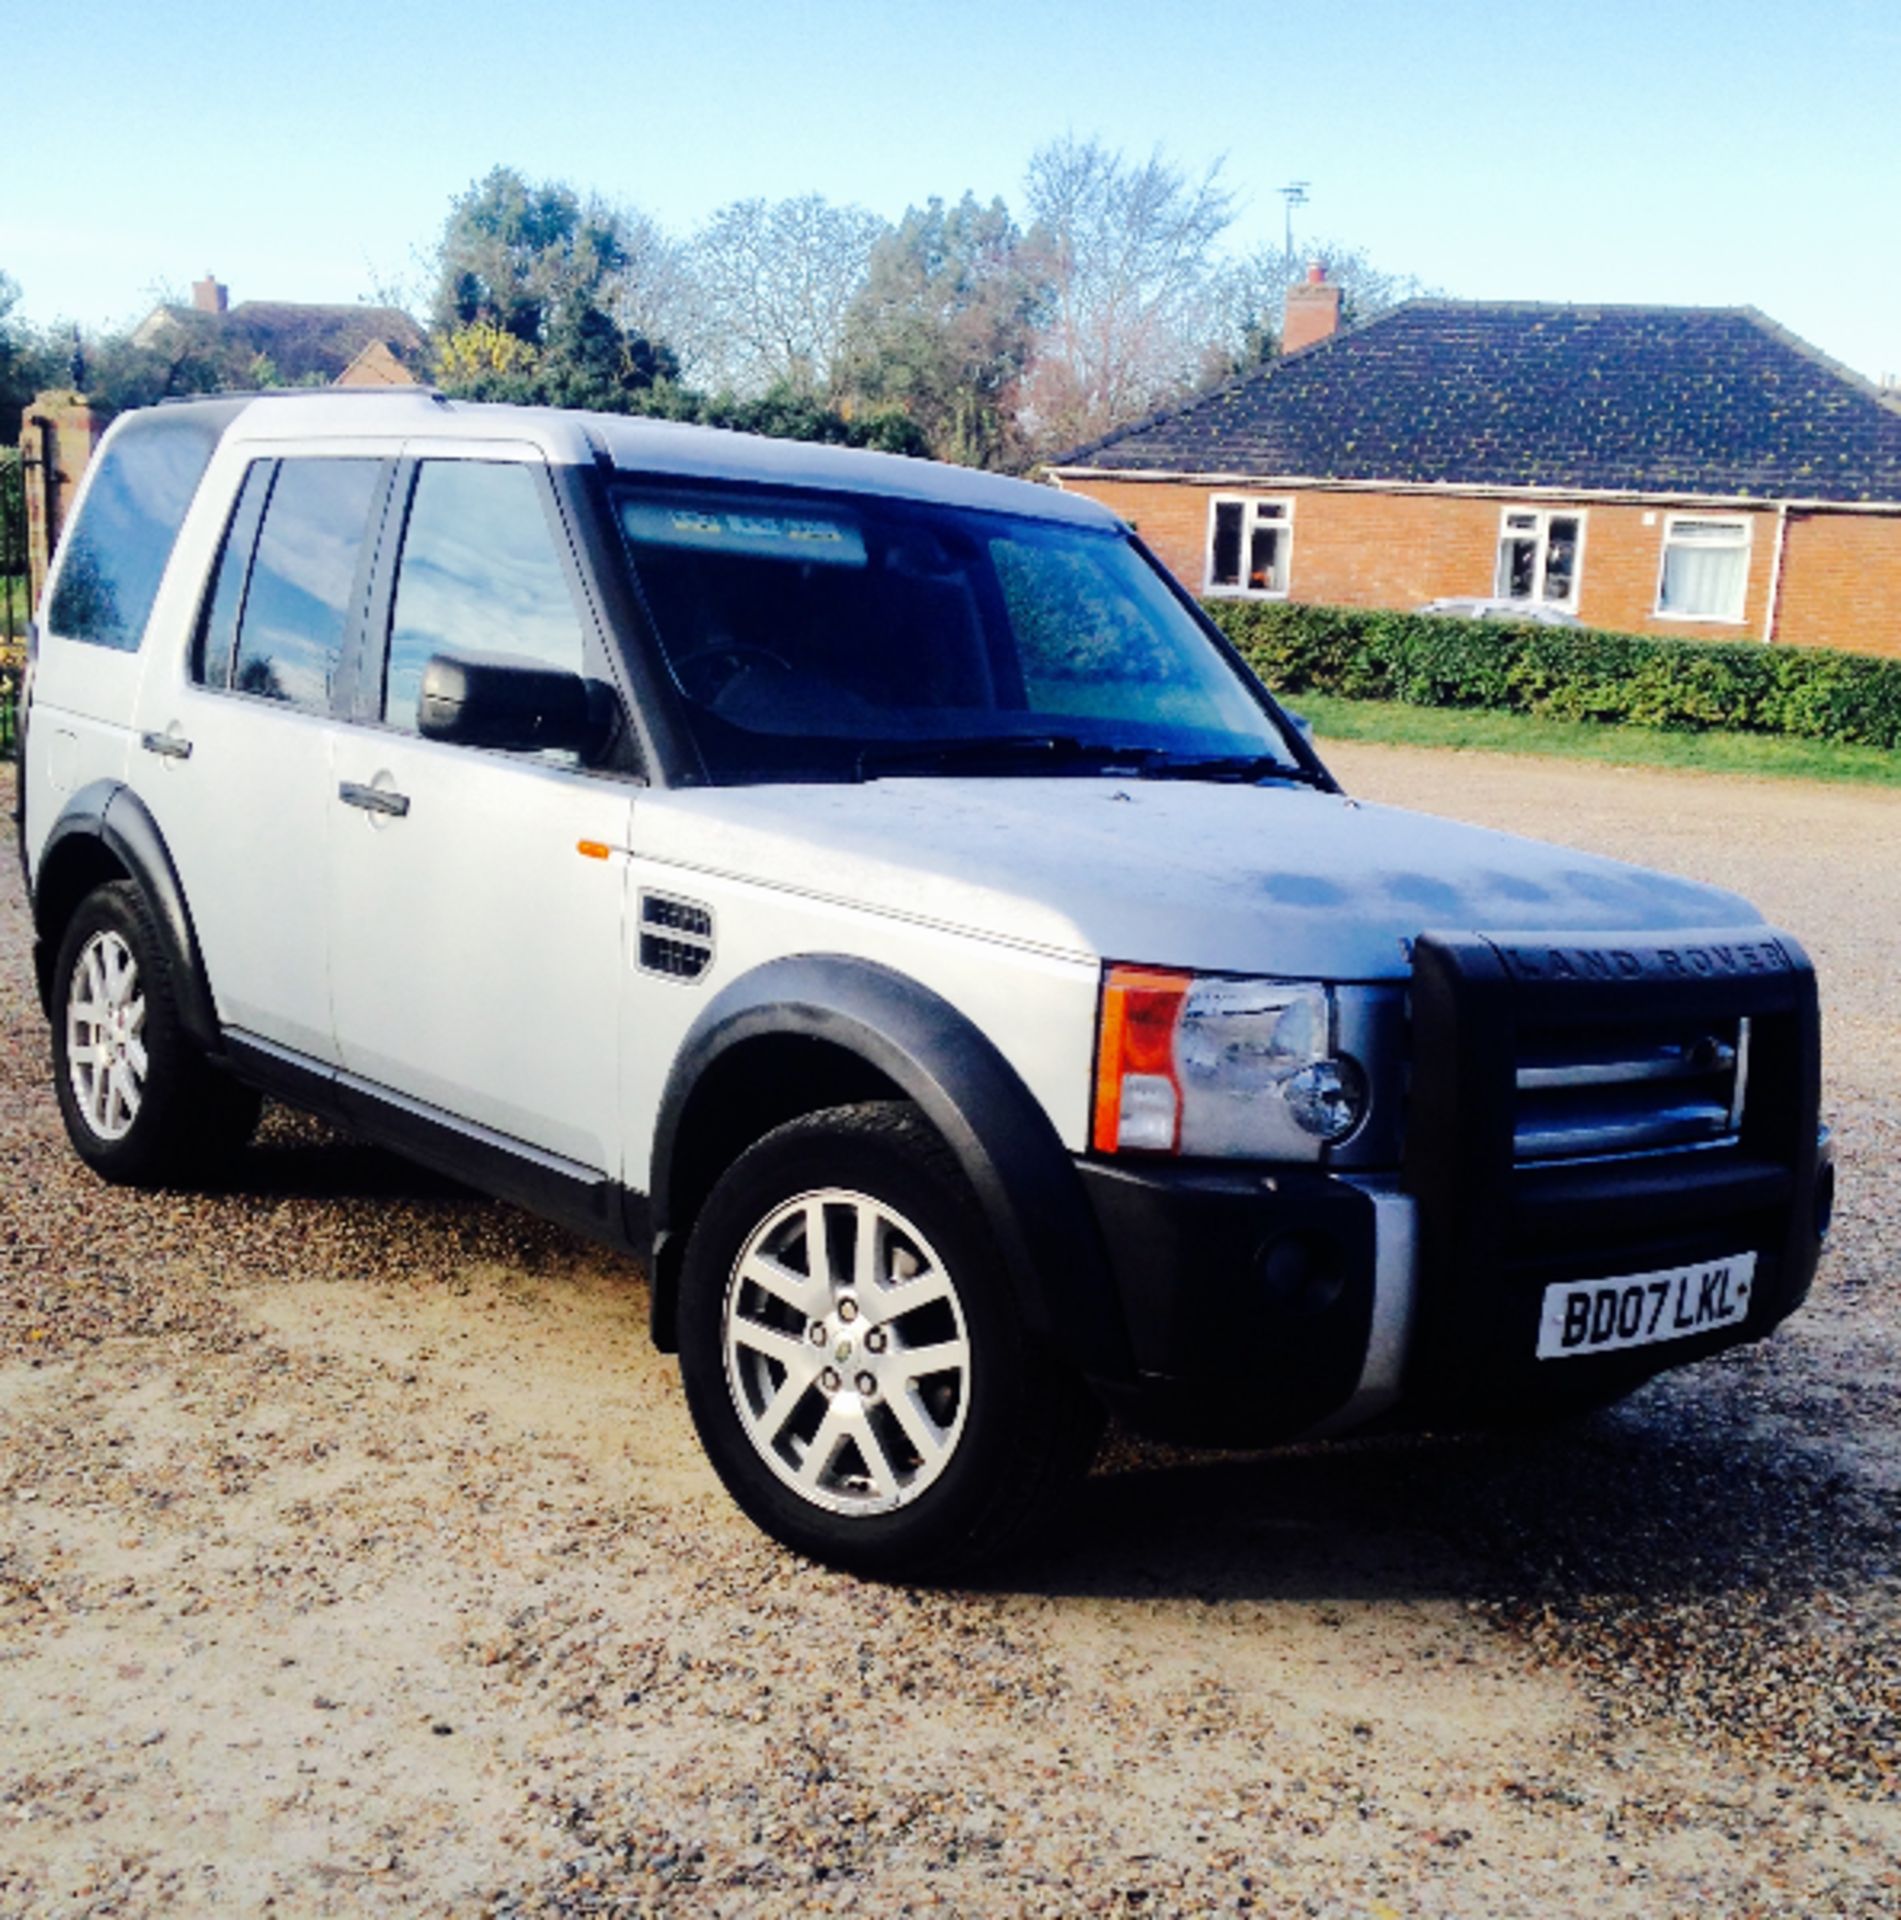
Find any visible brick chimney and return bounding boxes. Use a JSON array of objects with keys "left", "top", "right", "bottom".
[
  {"left": 1282, "top": 260, "right": 1340, "bottom": 355},
  {"left": 192, "top": 271, "right": 229, "bottom": 315}
]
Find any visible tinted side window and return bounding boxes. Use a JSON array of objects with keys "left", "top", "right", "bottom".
[
  {"left": 192, "top": 461, "right": 274, "bottom": 688},
  {"left": 232, "top": 459, "right": 382, "bottom": 714},
  {"left": 384, "top": 461, "right": 589, "bottom": 740},
  {"left": 48, "top": 414, "right": 222, "bottom": 651}
]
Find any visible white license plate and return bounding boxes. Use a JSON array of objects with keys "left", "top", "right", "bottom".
[{"left": 1536, "top": 1253, "right": 1757, "bottom": 1361}]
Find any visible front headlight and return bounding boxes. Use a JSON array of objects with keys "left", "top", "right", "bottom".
[{"left": 1093, "top": 967, "right": 1368, "bottom": 1160}]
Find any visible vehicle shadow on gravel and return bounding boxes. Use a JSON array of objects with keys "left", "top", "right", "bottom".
[
  {"left": 187, "top": 1112, "right": 610, "bottom": 1267},
  {"left": 196, "top": 1102, "right": 551, "bottom": 1211},
  {"left": 994, "top": 1394, "right": 1884, "bottom": 1612},
  {"left": 205, "top": 1134, "right": 469, "bottom": 1204}
]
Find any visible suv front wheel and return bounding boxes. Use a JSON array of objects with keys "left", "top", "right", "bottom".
[
  {"left": 678, "top": 1102, "right": 1099, "bottom": 1580},
  {"left": 50, "top": 881, "right": 262, "bottom": 1185}
]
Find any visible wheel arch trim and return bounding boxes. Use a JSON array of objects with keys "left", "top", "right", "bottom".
[
  {"left": 647, "top": 953, "right": 1132, "bottom": 1383},
  {"left": 33, "top": 780, "right": 221, "bottom": 1052}
]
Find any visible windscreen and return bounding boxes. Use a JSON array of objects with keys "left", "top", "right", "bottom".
[{"left": 613, "top": 484, "right": 1303, "bottom": 783}]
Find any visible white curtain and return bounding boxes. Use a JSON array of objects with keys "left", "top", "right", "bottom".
[{"left": 1660, "top": 539, "right": 1745, "bottom": 619}]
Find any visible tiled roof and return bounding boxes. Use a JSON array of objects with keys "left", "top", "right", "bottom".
[
  {"left": 1053, "top": 304, "right": 1901, "bottom": 504},
  {"left": 142, "top": 301, "right": 426, "bottom": 383}
]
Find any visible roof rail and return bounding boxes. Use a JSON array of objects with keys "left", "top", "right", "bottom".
[{"left": 154, "top": 386, "right": 449, "bottom": 407}]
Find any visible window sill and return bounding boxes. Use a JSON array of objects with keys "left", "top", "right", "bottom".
[
  {"left": 191, "top": 684, "right": 338, "bottom": 722},
  {"left": 1652, "top": 610, "right": 1750, "bottom": 626},
  {"left": 1204, "top": 586, "right": 1291, "bottom": 602}
]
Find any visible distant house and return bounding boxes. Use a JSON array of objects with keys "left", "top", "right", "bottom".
[
  {"left": 1049, "top": 274, "right": 1901, "bottom": 659},
  {"left": 333, "top": 339, "right": 419, "bottom": 389},
  {"left": 131, "top": 272, "right": 426, "bottom": 388}
]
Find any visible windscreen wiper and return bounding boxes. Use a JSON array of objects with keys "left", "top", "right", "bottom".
[
  {"left": 857, "top": 735, "right": 1163, "bottom": 779},
  {"left": 1137, "top": 752, "right": 1331, "bottom": 786}
]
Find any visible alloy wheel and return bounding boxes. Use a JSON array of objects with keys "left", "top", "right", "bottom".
[
  {"left": 65, "top": 930, "right": 148, "bottom": 1142},
  {"left": 721, "top": 1187, "right": 972, "bottom": 1516}
]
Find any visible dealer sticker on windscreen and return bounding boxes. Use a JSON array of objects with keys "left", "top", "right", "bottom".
[{"left": 1536, "top": 1253, "right": 1758, "bottom": 1361}]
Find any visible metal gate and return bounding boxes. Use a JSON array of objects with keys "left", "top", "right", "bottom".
[{"left": 1, "top": 446, "right": 24, "bottom": 752}]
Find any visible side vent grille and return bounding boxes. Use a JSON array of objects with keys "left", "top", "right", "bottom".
[{"left": 639, "top": 891, "right": 714, "bottom": 983}]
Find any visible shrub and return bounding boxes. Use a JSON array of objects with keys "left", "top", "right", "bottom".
[{"left": 1204, "top": 601, "right": 1901, "bottom": 752}]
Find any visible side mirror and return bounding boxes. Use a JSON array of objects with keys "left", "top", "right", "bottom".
[
  {"left": 418, "top": 652, "right": 595, "bottom": 756},
  {"left": 1284, "top": 707, "right": 1315, "bottom": 746}
]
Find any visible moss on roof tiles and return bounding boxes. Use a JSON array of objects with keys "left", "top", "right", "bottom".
[{"left": 1060, "top": 304, "right": 1901, "bottom": 502}]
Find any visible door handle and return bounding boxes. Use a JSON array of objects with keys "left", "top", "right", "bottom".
[
  {"left": 338, "top": 780, "right": 410, "bottom": 818},
  {"left": 141, "top": 730, "right": 193, "bottom": 760}
]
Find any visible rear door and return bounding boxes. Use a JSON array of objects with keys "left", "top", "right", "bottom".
[
  {"left": 130, "top": 451, "right": 391, "bottom": 1062},
  {"left": 326, "top": 449, "right": 635, "bottom": 1174},
  {"left": 28, "top": 406, "right": 233, "bottom": 888}
]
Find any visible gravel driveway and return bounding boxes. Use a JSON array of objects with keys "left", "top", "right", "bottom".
[{"left": 3, "top": 747, "right": 1898, "bottom": 1918}]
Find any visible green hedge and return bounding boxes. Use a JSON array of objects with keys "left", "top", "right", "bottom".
[{"left": 1204, "top": 600, "right": 1901, "bottom": 753}]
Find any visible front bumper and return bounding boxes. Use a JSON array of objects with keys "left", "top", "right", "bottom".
[
  {"left": 1076, "top": 925, "right": 1830, "bottom": 1446},
  {"left": 1080, "top": 1139, "right": 1830, "bottom": 1446},
  {"left": 1078, "top": 1160, "right": 1416, "bottom": 1445}
]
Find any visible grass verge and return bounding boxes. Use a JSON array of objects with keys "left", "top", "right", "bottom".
[{"left": 1289, "top": 692, "right": 1901, "bottom": 788}]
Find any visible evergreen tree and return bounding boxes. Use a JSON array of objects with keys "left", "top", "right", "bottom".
[{"left": 837, "top": 196, "right": 1051, "bottom": 470}]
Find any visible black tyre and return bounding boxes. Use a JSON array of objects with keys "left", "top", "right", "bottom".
[
  {"left": 677, "top": 1101, "right": 1101, "bottom": 1581},
  {"left": 50, "top": 881, "right": 261, "bottom": 1186}
]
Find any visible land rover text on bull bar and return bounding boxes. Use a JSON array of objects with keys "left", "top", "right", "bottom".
[{"left": 16, "top": 393, "right": 1834, "bottom": 1577}]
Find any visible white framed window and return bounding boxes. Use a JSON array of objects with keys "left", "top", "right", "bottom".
[
  {"left": 1655, "top": 515, "right": 1751, "bottom": 623},
  {"left": 1206, "top": 495, "right": 1293, "bottom": 597},
  {"left": 1495, "top": 508, "right": 1585, "bottom": 610}
]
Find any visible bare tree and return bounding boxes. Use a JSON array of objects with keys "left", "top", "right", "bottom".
[
  {"left": 1018, "top": 137, "right": 1236, "bottom": 455},
  {"left": 682, "top": 195, "right": 886, "bottom": 397},
  {"left": 605, "top": 202, "right": 694, "bottom": 357}
]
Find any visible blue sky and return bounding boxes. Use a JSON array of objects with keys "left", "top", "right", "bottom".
[{"left": 9, "top": 0, "right": 1899, "bottom": 381}]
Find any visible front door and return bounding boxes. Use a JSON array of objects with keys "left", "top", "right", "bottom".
[{"left": 327, "top": 453, "right": 633, "bottom": 1175}]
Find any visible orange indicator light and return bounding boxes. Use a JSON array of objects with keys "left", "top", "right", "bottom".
[
  {"left": 576, "top": 840, "right": 612, "bottom": 861},
  {"left": 1093, "top": 965, "right": 1191, "bottom": 1153}
]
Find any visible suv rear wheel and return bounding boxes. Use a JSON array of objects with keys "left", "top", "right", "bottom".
[
  {"left": 50, "top": 882, "right": 262, "bottom": 1185},
  {"left": 678, "top": 1101, "right": 1100, "bottom": 1580}
]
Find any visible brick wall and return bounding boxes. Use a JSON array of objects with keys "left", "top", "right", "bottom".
[
  {"left": 18, "top": 391, "right": 111, "bottom": 613},
  {"left": 1060, "top": 477, "right": 1901, "bottom": 659},
  {"left": 1775, "top": 513, "right": 1901, "bottom": 655}
]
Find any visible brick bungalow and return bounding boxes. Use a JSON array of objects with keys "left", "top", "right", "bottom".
[{"left": 1048, "top": 276, "right": 1901, "bottom": 659}]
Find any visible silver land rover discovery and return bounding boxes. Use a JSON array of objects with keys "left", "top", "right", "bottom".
[{"left": 17, "top": 391, "right": 1832, "bottom": 1577}]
